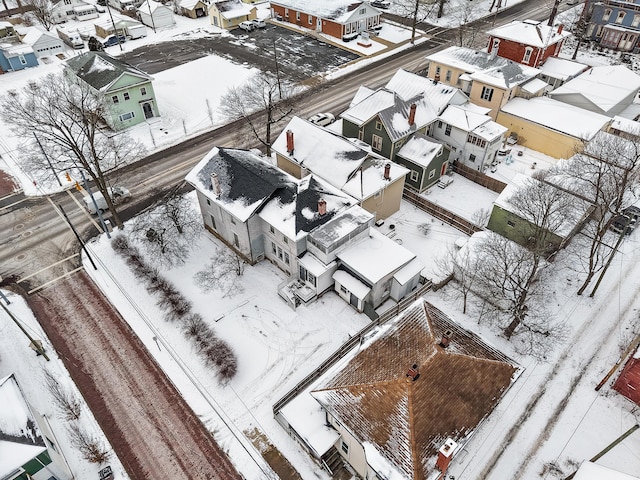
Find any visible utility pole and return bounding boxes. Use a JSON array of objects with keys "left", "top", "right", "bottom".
[
  {"left": 410, "top": 0, "right": 420, "bottom": 44},
  {"left": 106, "top": 3, "right": 124, "bottom": 51},
  {"left": 58, "top": 203, "right": 98, "bottom": 271},
  {"left": 0, "top": 301, "right": 50, "bottom": 361},
  {"left": 589, "top": 217, "right": 632, "bottom": 297},
  {"left": 32, "top": 133, "right": 62, "bottom": 187}
]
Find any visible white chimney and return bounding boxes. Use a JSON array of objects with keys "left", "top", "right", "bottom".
[{"left": 210, "top": 172, "right": 221, "bottom": 197}]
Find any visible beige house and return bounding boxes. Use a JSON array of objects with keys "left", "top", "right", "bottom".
[
  {"left": 209, "top": 0, "right": 256, "bottom": 29},
  {"left": 426, "top": 46, "right": 540, "bottom": 119},
  {"left": 496, "top": 97, "right": 611, "bottom": 159},
  {"left": 272, "top": 116, "right": 409, "bottom": 220}
]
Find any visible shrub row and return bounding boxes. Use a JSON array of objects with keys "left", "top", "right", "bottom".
[{"left": 112, "top": 235, "right": 237, "bottom": 383}]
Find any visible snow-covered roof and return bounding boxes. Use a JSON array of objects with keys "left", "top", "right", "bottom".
[
  {"left": 393, "top": 257, "right": 423, "bottom": 285},
  {"left": 337, "top": 228, "right": 415, "bottom": 284},
  {"left": 180, "top": 0, "right": 205, "bottom": 9},
  {"left": 0, "top": 374, "right": 47, "bottom": 477},
  {"left": 520, "top": 77, "right": 548, "bottom": 94},
  {"left": 341, "top": 89, "right": 396, "bottom": 126},
  {"left": 310, "top": 300, "right": 519, "bottom": 480},
  {"left": 438, "top": 103, "right": 507, "bottom": 140},
  {"left": 426, "top": 46, "right": 511, "bottom": 73},
  {"left": 273, "top": 117, "right": 409, "bottom": 201},
  {"left": 349, "top": 85, "right": 375, "bottom": 108},
  {"left": 538, "top": 56, "right": 589, "bottom": 81},
  {"left": 0, "top": 43, "right": 34, "bottom": 56},
  {"left": 499, "top": 97, "right": 610, "bottom": 140},
  {"left": 298, "top": 252, "right": 334, "bottom": 277},
  {"left": 213, "top": 0, "right": 251, "bottom": 19},
  {"left": 487, "top": 19, "right": 571, "bottom": 47},
  {"left": 138, "top": 0, "right": 170, "bottom": 14},
  {"left": 573, "top": 461, "right": 639, "bottom": 480},
  {"left": 470, "top": 61, "right": 540, "bottom": 90},
  {"left": 66, "top": 51, "right": 151, "bottom": 92},
  {"left": 270, "top": 0, "right": 378, "bottom": 22},
  {"left": 549, "top": 65, "right": 640, "bottom": 116},
  {"left": 385, "top": 68, "right": 467, "bottom": 113},
  {"left": 307, "top": 205, "right": 373, "bottom": 251},
  {"left": 333, "top": 270, "right": 371, "bottom": 298},
  {"left": 396, "top": 133, "right": 443, "bottom": 169},
  {"left": 611, "top": 115, "right": 640, "bottom": 137}
]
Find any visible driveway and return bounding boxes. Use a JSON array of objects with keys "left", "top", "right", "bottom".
[{"left": 119, "top": 24, "right": 359, "bottom": 82}]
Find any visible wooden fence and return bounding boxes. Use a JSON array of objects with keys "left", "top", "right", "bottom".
[
  {"left": 452, "top": 161, "right": 507, "bottom": 193},
  {"left": 402, "top": 188, "right": 482, "bottom": 236}
]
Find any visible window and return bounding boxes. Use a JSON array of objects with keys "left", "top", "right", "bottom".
[
  {"left": 481, "top": 86, "right": 494, "bottom": 101},
  {"left": 437, "top": 120, "right": 443, "bottom": 129},
  {"left": 428, "top": 169, "right": 435, "bottom": 179},
  {"left": 340, "top": 285, "right": 347, "bottom": 294},
  {"left": 123, "top": 92, "right": 130, "bottom": 101},
  {"left": 309, "top": 15, "right": 313, "bottom": 24},
  {"left": 284, "top": 8, "right": 289, "bottom": 17},
  {"left": 359, "top": 7, "right": 365, "bottom": 14},
  {"left": 522, "top": 47, "right": 533, "bottom": 64},
  {"left": 616, "top": 11, "right": 625, "bottom": 24},
  {"left": 112, "top": 95, "right": 119, "bottom": 104},
  {"left": 445, "top": 69, "right": 451, "bottom": 82},
  {"left": 230, "top": 216, "right": 236, "bottom": 225},
  {"left": 372, "top": 134, "right": 383, "bottom": 151},
  {"left": 233, "top": 233, "right": 239, "bottom": 247},
  {"left": 278, "top": 247, "right": 283, "bottom": 260},
  {"left": 119, "top": 112, "right": 134, "bottom": 121},
  {"left": 46, "top": 436, "right": 58, "bottom": 453},
  {"left": 210, "top": 215, "right": 217, "bottom": 229},
  {"left": 140, "top": 87, "right": 147, "bottom": 96},
  {"left": 341, "top": 441, "right": 349, "bottom": 454},
  {"left": 296, "top": 11, "right": 300, "bottom": 21},
  {"left": 358, "top": 129, "right": 364, "bottom": 140},
  {"left": 410, "top": 170, "right": 419, "bottom": 182},
  {"left": 435, "top": 66, "right": 441, "bottom": 78},
  {"left": 375, "top": 121, "right": 382, "bottom": 130},
  {"left": 469, "top": 153, "right": 476, "bottom": 163},
  {"left": 206, "top": 198, "right": 210, "bottom": 205},
  {"left": 18, "top": 55, "right": 27, "bottom": 65},
  {"left": 596, "top": 25, "right": 604, "bottom": 37},
  {"left": 467, "top": 134, "right": 486, "bottom": 148},
  {"left": 284, "top": 252, "right": 290, "bottom": 265},
  {"left": 271, "top": 242, "right": 276, "bottom": 254},
  {"left": 283, "top": 237, "right": 288, "bottom": 244},
  {"left": 269, "top": 225, "right": 275, "bottom": 234},
  {"left": 492, "top": 39, "right": 500, "bottom": 52},
  {"left": 603, "top": 8, "right": 612, "bottom": 21},
  {"left": 633, "top": 15, "right": 640, "bottom": 27},
  {"left": 444, "top": 124, "right": 452, "bottom": 136}
]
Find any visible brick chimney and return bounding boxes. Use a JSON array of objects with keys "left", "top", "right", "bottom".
[
  {"left": 557, "top": 24, "right": 563, "bottom": 34},
  {"left": 435, "top": 438, "right": 457, "bottom": 473},
  {"left": 210, "top": 172, "right": 221, "bottom": 197},
  {"left": 408, "top": 103, "right": 416, "bottom": 127},
  {"left": 286, "top": 130, "right": 294, "bottom": 155},
  {"left": 318, "top": 198, "right": 326, "bottom": 216},
  {"left": 406, "top": 364, "right": 420, "bottom": 381},
  {"left": 384, "top": 163, "right": 391, "bottom": 180},
  {"left": 439, "top": 329, "right": 453, "bottom": 348}
]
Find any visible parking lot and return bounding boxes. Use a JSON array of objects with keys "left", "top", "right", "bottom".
[{"left": 119, "top": 23, "right": 359, "bottom": 83}]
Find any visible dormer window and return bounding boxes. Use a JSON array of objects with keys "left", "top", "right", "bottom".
[
  {"left": 603, "top": 8, "right": 612, "bottom": 21},
  {"left": 616, "top": 11, "right": 625, "bottom": 24}
]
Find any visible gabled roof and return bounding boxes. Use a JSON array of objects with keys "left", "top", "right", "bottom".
[
  {"left": 258, "top": 174, "right": 356, "bottom": 240},
  {"left": 138, "top": 0, "right": 171, "bottom": 13},
  {"left": 385, "top": 68, "right": 467, "bottom": 113},
  {"left": 180, "top": 0, "right": 206, "bottom": 9},
  {"left": 311, "top": 300, "right": 518, "bottom": 480},
  {"left": 212, "top": 0, "right": 251, "bottom": 18},
  {"left": 487, "top": 19, "right": 571, "bottom": 47},
  {"left": 273, "top": 117, "right": 409, "bottom": 201},
  {"left": 186, "top": 147, "right": 294, "bottom": 222},
  {"left": 439, "top": 103, "right": 507, "bottom": 140},
  {"left": 0, "top": 43, "right": 34, "bottom": 57},
  {"left": 21, "top": 28, "right": 60, "bottom": 46},
  {"left": 498, "top": 97, "right": 610, "bottom": 141},
  {"left": 66, "top": 52, "right": 151, "bottom": 92},
  {"left": 470, "top": 60, "right": 540, "bottom": 89},
  {"left": 537, "top": 56, "right": 589, "bottom": 81},
  {"left": 426, "top": 46, "right": 519, "bottom": 74},
  {"left": 397, "top": 133, "right": 443, "bottom": 168},
  {"left": 0, "top": 374, "right": 47, "bottom": 478},
  {"left": 270, "top": 0, "right": 378, "bottom": 22},
  {"left": 549, "top": 65, "right": 640, "bottom": 116}
]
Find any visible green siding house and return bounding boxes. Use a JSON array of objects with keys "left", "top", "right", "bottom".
[
  {"left": 66, "top": 51, "right": 159, "bottom": 130},
  {"left": 395, "top": 133, "right": 450, "bottom": 192}
]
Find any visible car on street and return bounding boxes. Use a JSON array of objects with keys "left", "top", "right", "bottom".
[
  {"left": 238, "top": 21, "right": 256, "bottom": 32},
  {"left": 371, "top": 0, "right": 391, "bottom": 8},
  {"left": 83, "top": 186, "right": 131, "bottom": 214},
  {"left": 308, "top": 112, "right": 335, "bottom": 127},
  {"left": 609, "top": 214, "right": 635, "bottom": 235},
  {"left": 252, "top": 18, "right": 266, "bottom": 29},
  {"left": 102, "top": 34, "right": 126, "bottom": 47}
]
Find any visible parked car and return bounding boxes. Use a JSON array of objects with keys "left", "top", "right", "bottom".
[
  {"left": 371, "top": 0, "right": 391, "bottom": 8},
  {"left": 623, "top": 205, "right": 640, "bottom": 222},
  {"left": 238, "top": 21, "right": 256, "bottom": 32},
  {"left": 252, "top": 18, "right": 266, "bottom": 29},
  {"left": 308, "top": 112, "right": 335, "bottom": 127},
  {"left": 609, "top": 214, "right": 635, "bottom": 235},
  {"left": 102, "top": 34, "right": 126, "bottom": 47}
]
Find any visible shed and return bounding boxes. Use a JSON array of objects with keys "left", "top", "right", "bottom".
[
  {"left": 0, "top": 43, "right": 38, "bottom": 73},
  {"left": 137, "top": 0, "right": 176, "bottom": 29},
  {"left": 180, "top": 0, "right": 208, "bottom": 18}
]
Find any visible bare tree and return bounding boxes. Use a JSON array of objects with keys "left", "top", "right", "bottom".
[
  {"left": 219, "top": 73, "right": 294, "bottom": 156},
  {"left": 43, "top": 369, "right": 82, "bottom": 421},
  {"left": 0, "top": 73, "right": 145, "bottom": 228},
  {"left": 450, "top": 0, "right": 484, "bottom": 47},
  {"left": 130, "top": 188, "right": 202, "bottom": 266},
  {"left": 194, "top": 246, "right": 245, "bottom": 298},
  {"left": 557, "top": 133, "right": 640, "bottom": 295},
  {"left": 67, "top": 424, "right": 110, "bottom": 464},
  {"left": 25, "top": 0, "right": 55, "bottom": 30},
  {"left": 434, "top": 240, "right": 481, "bottom": 314}
]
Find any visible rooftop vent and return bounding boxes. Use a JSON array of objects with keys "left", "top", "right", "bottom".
[
  {"left": 406, "top": 364, "right": 420, "bottom": 381},
  {"left": 439, "top": 329, "right": 453, "bottom": 348}
]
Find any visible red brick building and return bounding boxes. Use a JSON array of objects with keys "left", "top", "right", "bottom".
[
  {"left": 486, "top": 19, "right": 572, "bottom": 68},
  {"left": 270, "top": 0, "right": 381, "bottom": 41}
]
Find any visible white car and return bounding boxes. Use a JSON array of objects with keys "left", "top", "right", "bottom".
[
  {"left": 252, "top": 18, "right": 266, "bottom": 28},
  {"left": 308, "top": 112, "right": 335, "bottom": 127},
  {"left": 238, "top": 21, "right": 256, "bottom": 32}
]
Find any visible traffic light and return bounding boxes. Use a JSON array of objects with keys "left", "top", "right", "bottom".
[
  {"left": 65, "top": 171, "right": 71, "bottom": 182},
  {"left": 75, "top": 182, "right": 81, "bottom": 191}
]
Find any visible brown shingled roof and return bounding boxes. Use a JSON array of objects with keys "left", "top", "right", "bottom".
[{"left": 311, "top": 300, "right": 518, "bottom": 479}]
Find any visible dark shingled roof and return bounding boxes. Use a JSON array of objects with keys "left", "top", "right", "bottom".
[
  {"left": 312, "top": 300, "right": 518, "bottom": 479},
  {"left": 290, "top": 176, "right": 354, "bottom": 234},
  {"left": 66, "top": 51, "right": 150, "bottom": 91}
]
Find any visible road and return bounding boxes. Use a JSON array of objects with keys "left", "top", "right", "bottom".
[{"left": 0, "top": 1, "right": 571, "bottom": 478}]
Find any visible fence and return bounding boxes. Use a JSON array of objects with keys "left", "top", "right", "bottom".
[
  {"left": 272, "top": 280, "right": 433, "bottom": 415},
  {"left": 402, "top": 188, "right": 482, "bottom": 236},
  {"left": 452, "top": 161, "right": 507, "bottom": 193}
]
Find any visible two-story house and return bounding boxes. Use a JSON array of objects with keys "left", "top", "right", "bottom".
[
  {"left": 209, "top": 0, "right": 256, "bottom": 29},
  {"left": 270, "top": 0, "right": 382, "bottom": 41},
  {"left": 425, "top": 46, "right": 541, "bottom": 119},
  {"left": 272, "top": 116, "right": 409, "bottom": 220},
  {"left": 584, "top": 0, "right": 640, "bottom": 52},
  {"left": 486, "top": 19, "right": 572, "bottom": 68},
  {"left": 65, "top": 52, "right": 159, "bottom": 130}
]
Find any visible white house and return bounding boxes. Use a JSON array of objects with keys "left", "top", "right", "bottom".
[
  {"left": 21, "top": 28, "right": 64, "bottom": 58},
  {"left": 137, "top": 0, "right": 176, "bottom": 29}
]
